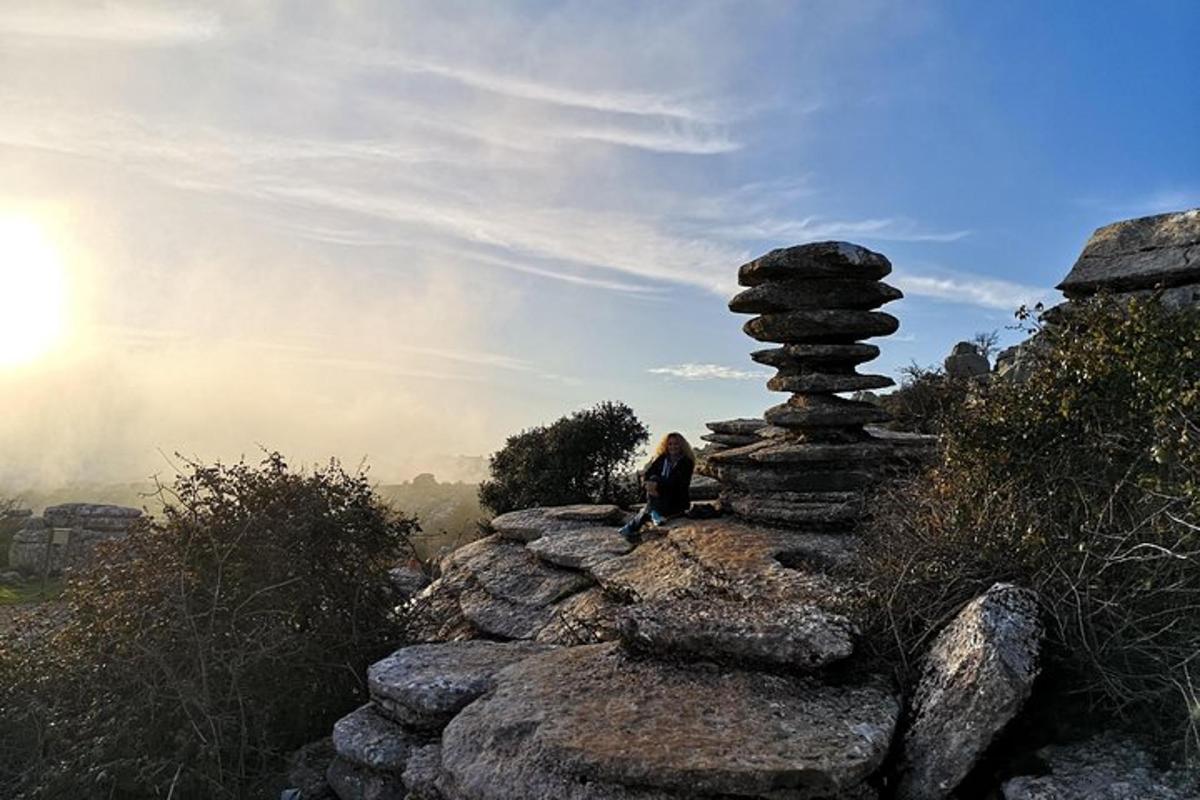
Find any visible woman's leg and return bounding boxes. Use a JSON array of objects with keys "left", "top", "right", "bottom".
[{"left": 619, "top": 502, "right": 653, "bottom": 538}]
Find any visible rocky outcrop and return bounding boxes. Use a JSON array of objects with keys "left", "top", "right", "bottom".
[
  {"left": 1002, "top": 734, "right": 1200, "bottom": 800},
  {"left": 1057, "top": 208, "right": 1200, "bottom": 298},
  {"left": 897, "top": 584, "right": 1043, "bottom": 800},
  {"left": 943, "top": 341, "right": 989, "bottom": 378},
  {"left": 8, "top": 503, "right": 142, "bottom": 575},
  {"left": 439, "top": 643, "right": 898, "bottom": 800},
  {"left": 710, "top": 242, "right": 919, "bottom": 529},
  {"left": 489, "top": 504, "right": 625, "bottom": 542}
]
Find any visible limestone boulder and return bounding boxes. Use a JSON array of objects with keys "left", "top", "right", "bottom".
[
  {"left": 368, "top": 640, "right": 551, "bottom": 730},
  {"left": 688, "top": 474, "right": 720, "bottom": 501},
  {"left": 526, "top": 527, "right": 634, "bottom": 571},
  {"left": 1057, "top": 208, "right": 1200, "bottom": 297},
  {"left": 897, "top": 584, "right": 1043, "bottom": 800},
  {"left": 738, "top": 241, "right": 893, "bottom": 285},
  {"left": 439, "top": 642, "right": 899, "bottom": 800},
  {"left": 943, "top": 342, "right": 990, "bottom": 378},
  {"left": 403, "top": 744, "right": 444, "bottom": 799},
  {"left": 704, "top": 417, "right": 766, "bottom": 436},
  {"left": 730, "top": 279, "right": 902, "bottom": 313},
  {"left": 1002, "top": 734, "right": 1199, "bottom": 800},
  {"left": 618, "top": 594, "right": 856, "bottom": 669},
  {"left": 743, "top": 309, "right": 900, "bottom": 344},
  {"left": 437, "top": 536, "right": 592, "bottom": 639},
  {"left": 388, "top": 565, "right": 430, "bottom": 598},
  {"left": 490, "top": 505, "right": 622, "bottom": 542},
  {"left": 332, "top": 704, "right": 426, "bottom": 773},
  {"left": 327, "top": 757, "right": 406, "bottom": 800},
  {"left": 590, "top": 519, "right": 857, "bottom": 610}
]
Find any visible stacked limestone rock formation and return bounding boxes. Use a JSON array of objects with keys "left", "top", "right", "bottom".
[
  {"left": 708, "top": 242, "right": 906, "bottom": 529},
  {"left": 315, "top": 503, "right": 901, "bottom": 799},
  {"left": 8, "top": 503, "right": 142, "bottom": 575}
]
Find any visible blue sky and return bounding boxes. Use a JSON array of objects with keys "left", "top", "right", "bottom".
[{"left": 0, "top": 1, "right": 1197, "bottom": 485}]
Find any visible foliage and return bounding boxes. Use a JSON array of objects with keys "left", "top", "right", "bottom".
[
  {"left": 0, "top": 453, "right": 416, "bottom": 799},
  {"left": 377, "top": 474, "right": 487, "bottom": 561},
  {"left": 859, "top": 296, "right": 1200, "bottom": 756},
  {"left": 878, "top": 362, "right": 973, "bottom": 434},
  {"left": 479, "top": 401, "right": 649, "bottom": 514}
]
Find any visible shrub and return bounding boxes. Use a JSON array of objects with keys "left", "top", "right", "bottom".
[
  {"left": 859, "top": 296, "right": 1200, "bottom": 756},
  {"left": 878, "top": 363, "right": 972, "bottom": 434},
  {"left": 479, "top": 401, "right": 649, "bottom": 514},
  {"left": 0, "top": 453, "right": 416, "bottom": 799}
]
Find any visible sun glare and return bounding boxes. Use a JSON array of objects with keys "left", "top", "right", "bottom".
[{"left": 0, "top": 216, "right": 68, "bottom": 367}]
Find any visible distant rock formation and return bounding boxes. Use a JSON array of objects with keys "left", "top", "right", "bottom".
[
  {"left": 8, "top": 503, "right": 141, "bottom": 575},
  {"left": 943, "top": 341, "right": 990, "bottom": 378}
]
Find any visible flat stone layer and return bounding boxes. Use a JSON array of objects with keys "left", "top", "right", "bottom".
[
  {"left": 1057, "top": 208, "right": 1200, "bottom": 297},
  {"left": 765, "top": 396, "right": 891, "bottom": 429},
  {"left": 441, "top": 536, "right": 592, "bottom": 607},
  {"left": 723, "top": 491, "right": 863, "bottom": 527},
  {"left": 744, "top": 310, "right": 899, "bottom": 344},
  {"left": 490, "top": 506, "right": 620, "bottom": 542},
  {"left": 730, "top": 279, "right": 902, "bottom": 313},
  {"left": 440, "top": 643, "right": 899, "bottom": 800},
  {"left": 618, "top": 595, "right": 856, "bottom": 669},
  {"left": 526, "top": 527, "right": 634, "bottom": 571},
  {"left": 716, "top": 462, "right": 878, "bottom": 493},
  {"left": 368, "top": 640, "right": 551, "bottom": 730},
  {"left": 752, "top": 343, "right": 881, "bottom": 367},
  {"left": 738, "top": 241, "right": 892, "bottom": 286},
  {"left": 704, "top": 417, "right": 767, "bottom": 435},
  {"left": 768, "top": 372, "right": 894, "bottom": 394},
  {"left": 332, "top": 704, "right": 424, "bottom": 772},
  {"left": 700, "top": 432, "right": 760, "bottom": 447}
]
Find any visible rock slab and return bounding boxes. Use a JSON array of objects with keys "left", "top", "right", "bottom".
[
  {"left": 439, "top": 642, "right": 899, "bottom": 800},
  {"left": 897, "top": 583, "right": 1043, "bottom": 800},
  {"left": 1002, "top": 734, "right": 1200, "bottom": 800},
  {"left": 368, "top": 640, "right": 550, "bottom": 730}
]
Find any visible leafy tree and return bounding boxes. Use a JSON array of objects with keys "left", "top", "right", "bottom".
[
  {"left": 0, "top": 453, "right": 416, "bottom": 799},
  {"left": 480, "top": 401, "right": 649, "bottom": 514}
]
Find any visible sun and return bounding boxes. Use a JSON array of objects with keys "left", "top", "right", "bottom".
[{"left": 0, "top": 216, "right": 68, "bottom": 367}]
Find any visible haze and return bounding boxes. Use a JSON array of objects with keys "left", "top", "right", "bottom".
[{"left": 1, "top": 1, "right": 1197, "bottom": 491}]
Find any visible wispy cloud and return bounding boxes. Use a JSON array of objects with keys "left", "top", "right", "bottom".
[
  {"left": 0, "top": 4, "right": 220, "bottom": 45},
  {"left": 893, "top": 269, "right": 1054, "bottom": 310},
  {"left": 648, "top": 363, "right": 770, "bottom": 381}
]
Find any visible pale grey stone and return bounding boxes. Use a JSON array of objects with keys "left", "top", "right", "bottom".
[
  {"left": 439, "top": 643, "right": 898, "bottom": 800},
  {"left": 897, "top": 584, "right": 1043, "bottom": 800},
  {"left": 1058, "top": 209, "right": 1200, "bottom": 297},
  {"left": 1002, "top": 734, "right": 1199, "bottom": 800},
  {"left": 332, "top": 704, "right": 424, "bottom": 772},
  {"left": 526, "top": 527, "right": 634, "bottom": 571},
  {"left": 368, "top": 641, "right": 551, "bottom": 730}
]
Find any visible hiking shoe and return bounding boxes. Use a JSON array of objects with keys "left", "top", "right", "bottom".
[
  {"left": 648, "top": 510, "right": 666, "bottom": 527},
  {"left": 618, "top": 522, "right": 639, "bottom": 543}
]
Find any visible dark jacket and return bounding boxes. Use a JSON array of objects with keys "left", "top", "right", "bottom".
[{"left": 643, "top": 454, "right": 693, "bottom": 517}]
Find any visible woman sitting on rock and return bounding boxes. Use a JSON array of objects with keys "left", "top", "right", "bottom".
[{"left": 619, "top": 431, "right": 695, "bottom": 541}]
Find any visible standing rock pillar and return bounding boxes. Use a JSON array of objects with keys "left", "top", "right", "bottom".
[{"left": 709, "top": 241, "right": 905, "bottom": 529}]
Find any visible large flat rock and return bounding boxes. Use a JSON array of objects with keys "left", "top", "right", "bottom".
[
  {"left": 332, "top": 704, "right": 425, "bottom": 772},
  {"left": 897, "top": 584, "right": 1042, "bottom": 800},
  {"left": 1057, "top": 209, "right": 1200, "bottom": 297},
  {"left": 743, "top": 310, "right": 900, "bottom": 344},
  {"left": 368, "top": 640, "right": 551, "bottom": 730},
  {"left": 490, "top": 505, "right": 623, "bottom": 542},
  {"left": 441, "top": 535, "right": 593, "bottom": 607},
  {"left": 730, "top": 280, "right": 902, "bottom": 313},
  {"left": 590, "top": 519, "right": 857, "bottom": 610},
  {"left": 618, "top": 594, "right": 856, "bottom": 669},
  {"left": 768, "top": 371, "right": 895, "bottom": 394},
  {"left": 753, "top": 343, "right": 881, "bottom": 368},
  {"left": 738, "top": 242, "right": 893, "bottom": 285},
  {"left": 765, "top": 395, "right": 891, "bottom": 429},
  {"left": 526, "top": 527, "right": 634, "bottom": 571},
  {"left": 439, "top": 643, "right": 899, "bottom": 800}
]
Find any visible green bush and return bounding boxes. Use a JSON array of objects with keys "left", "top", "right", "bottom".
[
  {"left": 878, "top": 363, "right": 973, "bottom": 434},
  {"left": 480, "top": 401, "right": 649, "bottom": 514},
  {"left": 859, "top": 296, "right": 1200, "bottom": 755},
  {"left": 0, "top": 453, "right": 416, "bottom": 799}
]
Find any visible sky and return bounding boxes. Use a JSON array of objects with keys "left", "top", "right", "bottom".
[{"left": 0, "top": 1, "right": 1197, "bottom": 488}]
